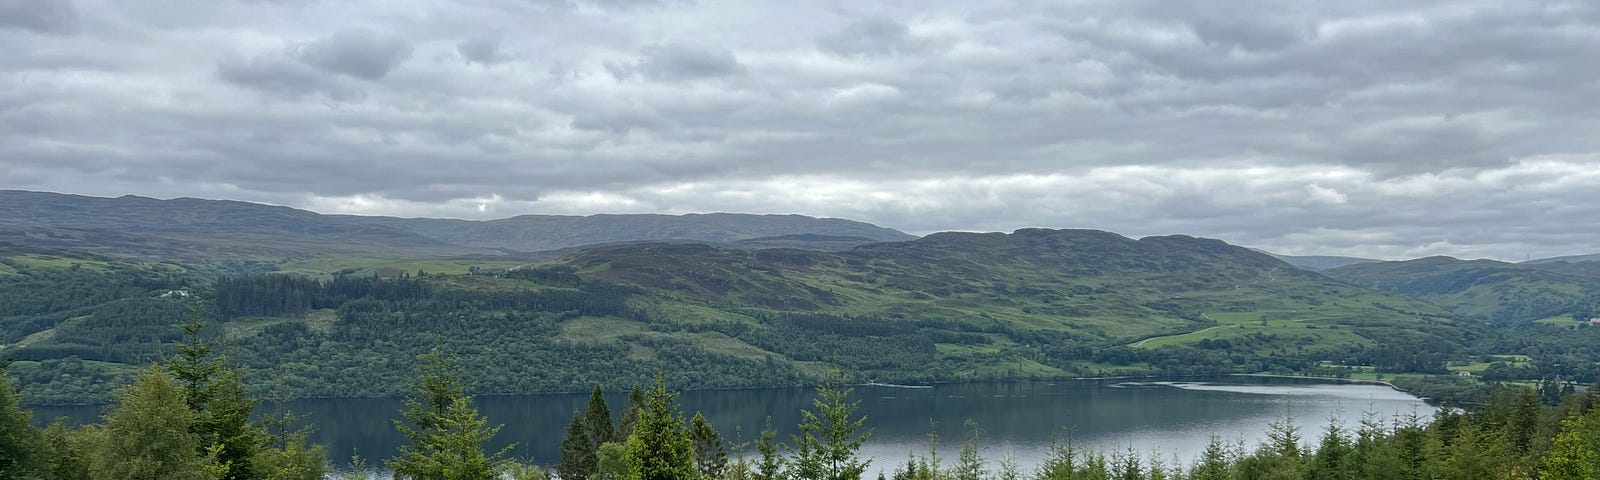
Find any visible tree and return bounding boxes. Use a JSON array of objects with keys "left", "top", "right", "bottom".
[
  {"left": 623, "top": 377, "right": 697, "bottom": 480},
  {"left": 561, "top": 413, "right": 599, "bottom": 480},
  {"left": 791, "top": 373, "right": 871, "bottom": 480},
  {"left": 0, "top": 363, "right": 41, "bottom": 480},
  {"left": 586, "top": 385, "right": 616, "bottom": 450},
  {"left": 167, "top": 321, "right": 259, "bottom": 480},
  {"left": 1306, "top": 419, "right": 1355, "bottom": 480},
  {"left": 1539, "top": 418, "right": 1595, "bottom": 480},
  {"left": 95, "top": 367, "right": 217, "bottom": 480},
  {"left": 690, "top": 412, "right": 728, "bottom": 480},
  {"left": 388, "top": 349, "right": 512, "bottom": 480},
  {"left": 617, "top": 387, "right": 646, "bottom": 442},
  {"left": 952, "top": 420, "right": 984, "bottom": 480},
  {"left": 38, "top": 418, "right": 93, "bottom": 480},
  {"left": 753, "top": 418, "right": 784, "bottom": 480},
  {"left": 1189, "top": 436, "right": 1232, "bottom": 480},
  {"left": 595, "top": 442, "right": 631, "bottom": 480}
]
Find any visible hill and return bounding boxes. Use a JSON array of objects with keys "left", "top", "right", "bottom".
[
  {"left": 1525, "top": 253, "right": 1600, "bottom": 264},
  {"left": 337, "top": 212, "right": 915, "bottom": 252},
  {"left": 1325, "top": 256, "right": 1600, "bottom": 323},
  {"left": 0, "top": 191, "right": 915, "bottom": 261},
  {"left": 6, "top": 227, "right": 1465, "bottom": 404},
  {"left": 1262, "top": 252, "right": 1378, "bottom": 271}
]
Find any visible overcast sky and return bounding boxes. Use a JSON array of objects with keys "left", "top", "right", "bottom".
[{"left": 3, "top": 0, "right": 1599, "bottom": 260}]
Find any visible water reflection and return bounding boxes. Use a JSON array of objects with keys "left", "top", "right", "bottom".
[{"left": 30, "top": 376, "right": 1431, "bottom": 474}]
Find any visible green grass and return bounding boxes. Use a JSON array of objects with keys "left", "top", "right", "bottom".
[
  {"left": 1134, "top": 309, "right": 1377, "bottom": 349},
  {"left": 6, "top": 254, "right": 112, "bottom": 271},
  {"left": 1535, "top": 316, "right": 1585, "bottom": 327},
  {"left": 224, "top": 309, "right": 338, "bottom": 338}
]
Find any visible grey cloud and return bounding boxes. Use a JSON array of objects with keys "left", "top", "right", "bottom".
[
  {"left": 4, "top": 0, "right": 1600, "bottom": 260},
  {"left": 457, "top": 36, "right": 507, "bottom": 65},
  {"left": 636, "top": 42, "right": 744, "bottom": 81},
  {"left": 817, "top": 16, "right": 911, "bottom": 57},
  {"left": 296, "top": 29, "right": 413, "bottom": 80},
  {"left": 0, "top": 0, "right": 78, "bottom": 34},
  {"left": 217, "top": 53, "right": 365, "bottom": 101}
]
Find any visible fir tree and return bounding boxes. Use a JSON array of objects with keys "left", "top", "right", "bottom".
[
  {"left": 388, "top": 349, "right": 512, "bottom": 480},
  {"left": 690, "top": 412, "right": 728, "bottom": 480},
  {"left": 560, "top": 412, "right": 598, "bottom": 480},
  {"left": 754, "top": 418, "right": 785, "bottom": 480},
  {"left": 790, "top": 372, "right": 871, "bottom": 480},
  {"left": 586, "top": 384, "right": 617, "bottom": 451},
  {"left": 95, "top": 368, "right": 216, "bottom": 480},
  {"left": 624, "top": 377, "right": 697, "bottom": 480},
  {"left": 617, "top": 387, "right": 646, "bottom": 442}
]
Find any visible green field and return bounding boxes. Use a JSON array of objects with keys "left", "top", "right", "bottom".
[
  {"left": 1133, "top": 308, "right": 1381, "bottom": 349},
  {"left": 275, "top": 257, "right": 528, "bottom": 277}
]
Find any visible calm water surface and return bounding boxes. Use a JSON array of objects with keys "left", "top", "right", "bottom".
[{"left": 34, "top": 376, "right": 1431, "bottom": 475}]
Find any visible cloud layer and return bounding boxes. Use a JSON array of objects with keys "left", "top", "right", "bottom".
[{"left": 3, "top": 0, "right": 1599, "bottom": 260}]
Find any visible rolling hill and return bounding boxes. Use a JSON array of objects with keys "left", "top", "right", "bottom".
[
  {"left": 0, "top": 190, "right": 915, "bottom": 261},
  {"left": 1325, "top": 256, "right": 1600, "bottom": 323},
  {"left": 2, "top": 228, "right": 1462, "bottom": 403}
]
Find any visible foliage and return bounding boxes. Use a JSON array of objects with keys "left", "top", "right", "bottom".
[
  {"left": 387, "top": 349, "right": 513, "bottom": 480},
  {"left": 791, "top": 373, "right": 872, "bottom": 480},
  {"left": 623, "top": 377, "right": 698, "bottom": 480}
]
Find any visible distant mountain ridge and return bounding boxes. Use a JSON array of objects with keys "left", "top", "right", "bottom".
[
  {"left": 1257, "top": 250, "right": 1378, "bottom": 271},
  {"left": 1325, "top": 256, "right": 1600, "bottom": 323},
  {"left": 0, "top": 190, "right": 915, "bottom": 260}
]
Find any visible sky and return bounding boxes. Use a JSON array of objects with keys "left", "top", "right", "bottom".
[{"left": 2, "top": 0, "right": 1599, "bottom": 260}]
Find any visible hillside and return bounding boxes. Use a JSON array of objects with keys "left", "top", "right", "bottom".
[
  {"left": 2, "top": 228, "right": 1463, "bottom": 404},
  {"left": 338, "top": 212, "right": 915, "bottom": 252},
  {"left": 1325, "top": 256, "right": 1600, "bottom": 323},
  {"left": 0, "top": 191, "right": 915, "bottom": 262},
  {"left": 1263, "top": 252, "right": 1378, "bottom": 271},
  {"left": 1525, "top": 253, "right": 1600, "bottom": 264}
]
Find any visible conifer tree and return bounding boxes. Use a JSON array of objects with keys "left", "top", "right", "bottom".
[
  {"left": 953, "top": 420, "right": 985, "bottom": 480},
  {"left": 690, "top": 412, "right": 727, "bottom": 480},
  {"left": 1306, "top": 419, "right": 1354, "bottom": 480},
  {"left": 1539, "top": 418, "right": 1595, "bottom": 480},
  {"left": 617, "top": 387, "right": 646, "bottom": 442},
  {"left": 623, "top": 377, "right": 696, "bottom": 480},
  {"left": 560, "top": 412, "right": 598, "bottom": 480},
  {"left": 791, "top": 371, "right": 871, "bottom": 480},
  {"left": 1189, "top": 436, "right": 1231, "bottom": 480},
  {"left": 753, "top": 418, "right": 784, "bottom": 480},
  {"left": 96, "top": 368, "right": 216, "bottom": 480},
  {"left": 388, "top": 349, "right": 512, "bottom": 480},
  {"left": 585, "top": 384, "right": 616, "bottom": 450}
]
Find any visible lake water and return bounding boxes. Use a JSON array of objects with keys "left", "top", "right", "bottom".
[{"left": 31, "top": 376, "right": 1431, "bottom": 475}]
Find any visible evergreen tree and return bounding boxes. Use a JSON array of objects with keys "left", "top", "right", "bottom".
[
  {"left": 1306, "top": 419, "right": 1354, "bottom": 480},
  {"left": 754, "top": 418, "right": 785, "bottom": 480},
  {"left": 561, "top": 412, "right": 599, "bottom": 480},
  {"left": 586, "top": 385, "right": 616, "bottom": 450},
  {"left": 623, "top": 377, "right": 697, "bottom": 480},
  {"left": 388, "top": 350, "right": 512, "bottom": 480},
  {"left": 690, "top": 412, "right": 728, "bottom": 480},
  {"left": 166, "top": 321, "right": 260, "bottom": 480},
  {"left": 617, "top": 387, "right": 646, "bottom": 442},
  {"left": 953, "top": 420, "right": 985, "bottom": 480},
  {"left": 1539, "top": 418, "right": 1595, "bottom": 480},
  {"left": 0, "top": 363, "right": 41, "bottom": 480},
  {"left": 790, "top": 373, "right": 871, "bottom": 480},
  {"left": 1189, "top": 436, "right": 1231, "bottom": 480},
  {"left": 95, "top": 368, "right": 216, "bottom": 480}
]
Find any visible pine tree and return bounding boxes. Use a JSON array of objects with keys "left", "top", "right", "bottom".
[
  {"left": 166, "top": 321, "right": 261, "bottom": 480},
  {"left": 754, "top": 418, "right": 785, "bottom": 480},
  {"left": 586, "top": 385, "right": 616, "bottom": 450},
  {"left": 560, "top": 412, "right": 599, "bottom": 480},
  {"left": 1306, "top": 419, "right": 1354, "bottom": 480},
  {"left": 623, "top": 377, "right": 697, "bottom": 480},
  {"left": 0, "top": 363, "right": 41, "bottom": 480},
  {"left": 388, "top": 349, "right": 512, "bottom": 480},
  {"left": 791, "top": 372, "right": 871, "bottom": 480},
  {"left": 1189, "top": 436, "right": 1231, "bottom": 480},
  {"left": 95, "top": 368, "right": 216, "bottom": 480},
  {"left": 952, "top": 420, "right": 984, "bottom": 480},
  {"left": 690, "top": 412, "right": 728, "bottom": 480},
  {"left": 617, "top": 387, "right": 646, "bottom": 442}
]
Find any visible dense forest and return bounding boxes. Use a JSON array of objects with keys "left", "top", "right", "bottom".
[{"left": 3, "top": 254, "right": 1599, "bottom": 406}]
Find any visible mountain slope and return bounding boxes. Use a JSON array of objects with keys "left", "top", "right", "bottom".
[
  {"left": 1326, "top": 256, "right": 1600, "bottom": 323},
  {"left": 0, "top": 191, "right": 915, "bottom": 261},
  {"left": 1525, "top": 253, "right": 1600, "bottom": 264},
  {"left": 1263, "top": 252, "right": 1378, "bottom": 271},
  {"left": 339, "top": 212, "right": 915, "bottom": 252}
]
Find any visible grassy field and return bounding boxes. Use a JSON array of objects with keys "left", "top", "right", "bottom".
[
  {"left": 223, "top": 309, "right": 338, "bottom": 338},
  {"left": 1133, "top": 309, "right": 1376, "bottom": 349}
]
